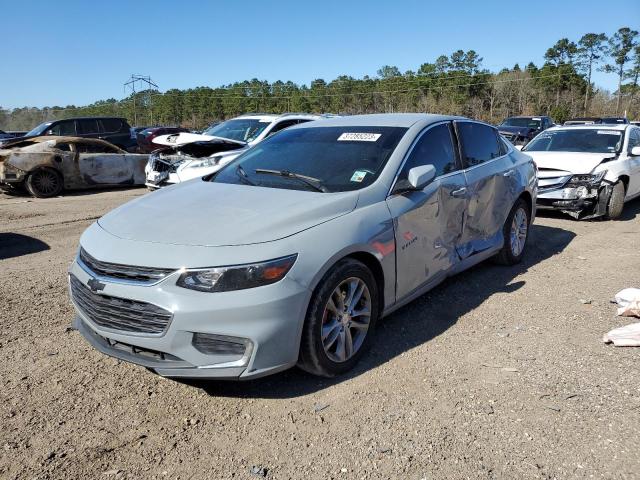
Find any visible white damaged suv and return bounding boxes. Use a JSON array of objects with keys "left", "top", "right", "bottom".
[
  {"left": 145, "top": 113, "right": 323, "bottom": 189},
  {"left": 523, "top": 124, "right": 640, "bottom": 219}
]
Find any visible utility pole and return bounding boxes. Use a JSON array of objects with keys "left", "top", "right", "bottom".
[{"left": 124, "top": 74, "right": 159, "bottom": 126}]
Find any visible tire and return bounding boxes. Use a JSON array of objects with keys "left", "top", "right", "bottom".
[
  {"left": 298, "top": 258, "right": 379, "bottom": 377},
  {"left": 25, "top": 168, "right": 63, "bottom": 198},
  {"left": 494, "top": 198, "right": 530, "bottom": 266},
  {"left": 606, "top": 181, "right": 625, "bottom": 220}
]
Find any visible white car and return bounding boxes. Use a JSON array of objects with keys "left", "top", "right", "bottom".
[
  {"left": 522, "top": 124, "right": 640, "bottom": 219},
  {"left": 145, "top": 113, "right": 323, "bottom": 189}
]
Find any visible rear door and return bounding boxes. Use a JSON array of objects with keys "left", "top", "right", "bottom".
[
  {"left": 74, "top": 141, "right": 133, "bottom": 186},
  {"left": 386, "top": 122, "right": 467, "bottom": 300},
  {"left": 454, "top": 121, "right": 519, "bottom": 258}
]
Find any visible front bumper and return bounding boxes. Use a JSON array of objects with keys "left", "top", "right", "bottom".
[
  {"left": 536, "top": 182, "right": 612, "bottom": 218},
  {"left": 69, "top": 258, "right": 311, "bottom": 380}
]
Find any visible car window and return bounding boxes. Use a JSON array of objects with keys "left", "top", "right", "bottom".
[
  {"left": 267, "top": 120, "right": 299, "bottom": 136},
  {"left": 398, "top": 123, "right": 458, "bottom": 182},
  {"left": 524, "top": 129, "right": 623, "bottom": 154},
  {"left": 100, "top": 118, "right": 123, "bottom": 133},
  {"left": 628, "top": 129, "right": 640, "bottom": 151},
  {"left": 55, "top": 142, "right": 71, "bottom": 152},
  {"left": 457, "top": 122, "right": 501, "bottom": 167},
  {"left": 75, "top": 142, "right": 119, "bottom": 154},
  {"left": 49, "top": 121, "right": 76, "bottom": 136},
  {"left": 77, "top": 119, "right": 100, "bottom": 135},
  {"left": 212, "top": 126, "right": 408, "bottom": 193}
]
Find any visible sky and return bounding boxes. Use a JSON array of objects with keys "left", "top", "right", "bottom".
[{"left": 1, "top": 0, "right": 638, "bottom": 109}]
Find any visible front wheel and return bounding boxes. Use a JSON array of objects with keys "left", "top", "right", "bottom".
[
  {"left": 298, "top": 259, "right": 379, "bottom": 377},
  {"left": 494, "top": 198, "right": 530, "bottom": 265},
  {"left": 25, "top": 168, "right": 63, "bottom": 198},
  {"left": 605, "top": 181, "right": 625, "bottom": 220}
]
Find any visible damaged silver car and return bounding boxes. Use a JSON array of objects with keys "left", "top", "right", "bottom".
[
  {"left": 0, "top": 136, "right": 150, "bottom": 197},
  {"left": 70, "top": 114, "right": 537, "bottom": 379}
]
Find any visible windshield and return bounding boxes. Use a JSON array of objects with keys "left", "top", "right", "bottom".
[
  {"left": 26, "top": 121, "right": 53, "bottom": 137},
  {"left": 203, "top": 119, "right": 270, "bottom": 143},
  {"left": 500, "top": 117, "right": 541, "bottom": 128},
  {"left": 524, "top": 129, "right": 623, "bottom": 154},
  {"left": 211, "top": 126, "right": 408, "bottom": 193}
]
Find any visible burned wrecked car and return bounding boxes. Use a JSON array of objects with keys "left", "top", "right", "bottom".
[
  {"left": 524, "top": 124, "right": 640, "bottom": 219},
  {"left": 145, "top": 138, "right": 247, "bottom": 189},
  {"left": 0, "top": 136, "right": 149, "bottom": 198}
]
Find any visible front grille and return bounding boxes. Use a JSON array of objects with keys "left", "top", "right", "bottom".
[
  {"left": 150, "top": 157, "right": 177, "bottom": 173},
  {"left": 70, "top": 274, "right": 173, "bottom": 335},
  {"left": 79, "top": 248, "right": 175, "bottom": 285}
]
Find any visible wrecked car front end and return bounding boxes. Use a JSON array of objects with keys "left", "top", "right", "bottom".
[
  {"left": 145, "top": 139, "right": 247, "bottom": 189},
  {"left": 537, "top": 169, "right": 612, "bottom": 219},
  {"left": 0, "top": 151, "right": 29, "bottom": 189}
]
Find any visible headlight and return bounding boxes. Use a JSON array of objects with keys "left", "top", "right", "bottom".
[
  {"left": 567, "top": 170, "right": 606, "bottom": 187},
  {"left": 176, "top": 254, "right": 298, "bottom": 293},
  {"left": 186, "top": 156, "right": 222, "bottom": 169}
]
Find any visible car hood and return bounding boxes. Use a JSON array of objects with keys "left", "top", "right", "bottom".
[
  {"left": 152, "top": 132, "right": 247, "bottom": 147},
  {"left": 98, "top": 180, "right": 359, "bottom": 246},
  {"left": 526, "top": 151, "right": 616, "bottom": 175},
  {"left": 498, "top": 125, "right": 537, "bottom": 136}
]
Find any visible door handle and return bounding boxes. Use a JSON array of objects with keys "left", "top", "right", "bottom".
[
  {"left": 503, "top": 169, "right": 516, "bottom": 177},
  {"left": 450, "top": 187, "right": 467, "bottom": 198}
]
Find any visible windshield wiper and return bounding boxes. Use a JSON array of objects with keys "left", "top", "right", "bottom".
[
  {"left": 254, "top": 169, "right": 329, "bottom": 193},
  {"left": 236, "top": 165, "right": 258, "bottom": 186}
]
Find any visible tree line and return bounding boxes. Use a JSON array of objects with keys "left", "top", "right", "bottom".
[{"left": 1, "top": 27, "right": 639, "bottom": 131}]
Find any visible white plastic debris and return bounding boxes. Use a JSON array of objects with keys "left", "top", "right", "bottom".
[{"left": 603, "top": 288, "right": 640, "bottom": 347}]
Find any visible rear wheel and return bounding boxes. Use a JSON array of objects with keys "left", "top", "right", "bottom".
[
  {"left": 25, "top": 169, "right": 63, "bottom": 198},
  {"left": 494, "top": 198, "right": 530, "bottom": 265},
  {"left": 606, "top": 181, "right": 625, "bottom": 220},
  {"left": 298, "top": 259, "right": 379, "bottom": 377}
]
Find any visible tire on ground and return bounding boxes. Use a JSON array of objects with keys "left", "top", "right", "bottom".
[
  {"left": 298, "top": 258, "right": 379, "bottom": 377},
  {"left": 606, "top": 180, "right": 625, "bottom": 220},
  {"left": 493, "top": 197, "right": 530, "bottom": 266},
  {"left": 25, "top": 168, "right": 63, "bottom": 198}
]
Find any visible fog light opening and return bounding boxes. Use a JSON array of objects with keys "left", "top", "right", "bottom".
[{"left": 192, "top": 333, "right": 253, "bottom": 367}]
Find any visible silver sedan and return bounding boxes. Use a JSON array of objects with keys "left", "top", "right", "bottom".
[{"left": 69, "top": 114, "right": 537, "bottom": 379}]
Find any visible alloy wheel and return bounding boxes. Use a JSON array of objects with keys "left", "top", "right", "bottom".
[
  {"left": 509, "top": 207, "right": 528, "bottom": 257},
  {"left": 321, "top": 277, "right": 371, "bottom": 363}
]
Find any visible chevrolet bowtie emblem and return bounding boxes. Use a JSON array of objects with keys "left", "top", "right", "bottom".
[{"left": 87, "top": 277, "right": 106, "bottom": 293}]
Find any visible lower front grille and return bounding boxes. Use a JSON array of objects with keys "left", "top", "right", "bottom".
[
  {"left": 150, "top": 157, "right": 177, "bottom": 173},
  {"left": 70, "top": 274, "right": 173, "bottom": 335}
]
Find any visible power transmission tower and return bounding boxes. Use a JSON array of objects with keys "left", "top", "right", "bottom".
[{"left": 123, "top": 74, "right": 159, "bottom": 126}]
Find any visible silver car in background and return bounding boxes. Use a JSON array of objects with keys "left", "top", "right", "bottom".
[{"left": 69, "top": 114, "right": 537, "bottom": 379}]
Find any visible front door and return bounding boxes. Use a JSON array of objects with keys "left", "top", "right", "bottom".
[
  {"left": 386, "top": 122, "right": 467, "bottom": 301},
  {"left": 454, "top": 121, "right": 519, "bottom": 259}
]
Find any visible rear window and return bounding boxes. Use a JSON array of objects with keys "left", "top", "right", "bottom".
[
  {"left": 49, "top": 121, "right": 76, "bottom": 136},
  {"left": 77, "top": 119, "right": 100, "bottom": 135},
  {"left": 212, "top": 126, "right": 408, "bottom": 192},
  {"left": 457, "top": 122, "right": 501, "bottom": 166},
  {"left": 100, "top": 118, "right": 123, "bottom": 133}
]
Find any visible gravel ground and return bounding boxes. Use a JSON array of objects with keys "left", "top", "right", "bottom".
[{"left": 1, "top": 187, "right": 639, "bottom": 480}]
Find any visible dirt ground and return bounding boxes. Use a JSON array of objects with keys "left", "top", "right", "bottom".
[{"left": 0, "top": 187, "right": 639, "bottom": 480}]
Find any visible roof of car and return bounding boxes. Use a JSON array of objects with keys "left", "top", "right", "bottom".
[
  {"left": 236, "top": 113, "right": 322, "bottom": 122},
  {"left": 293, "top": 113, "right": 463, "bottom": 128},
  {"left": 548, "top": 124, "right": 629, "bottom": 131}
]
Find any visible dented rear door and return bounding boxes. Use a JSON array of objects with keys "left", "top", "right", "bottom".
[{"left": 455, "top": 121, "right": 519, "bottom": 259}]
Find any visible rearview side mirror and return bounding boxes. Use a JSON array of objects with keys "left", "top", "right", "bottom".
[
  {"left": 407, "top": 164, "right": 436, "bottom": 190},
  {"left": 631, "top": 146, "right": 640, "bottom": 156}
]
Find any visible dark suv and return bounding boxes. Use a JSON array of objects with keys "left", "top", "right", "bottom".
[
  {"left": 497, "top": 116, "right": 554, "bottom": 146},
  {"left": 0, "top": 117, "right": 136, "bottom": 150}
]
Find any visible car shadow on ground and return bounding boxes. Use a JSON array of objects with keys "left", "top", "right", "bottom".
[
  {"left": 0, "top": 233, "right": 50, "bottom": 260},
  {"left": 184, "top": 223, "right": 576, "bottom": 399}
]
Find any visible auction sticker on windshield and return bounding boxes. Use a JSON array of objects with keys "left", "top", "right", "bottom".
[
  {"left": 338, "top": 133, "right": 381, "bottom": 142},
  {"left": 350, "top": 170, "right": 368, "bottom": 182}
]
